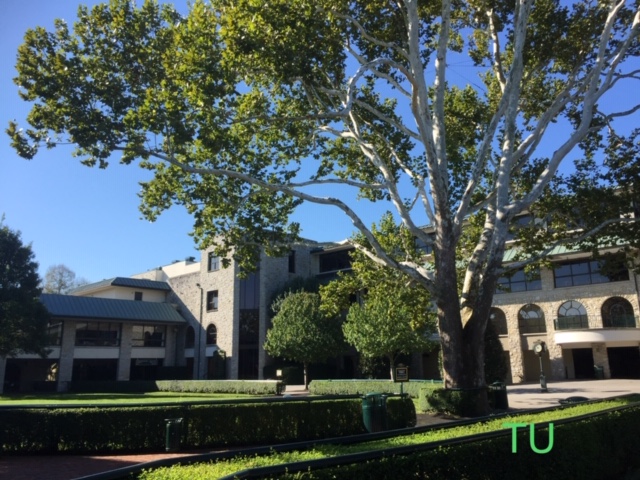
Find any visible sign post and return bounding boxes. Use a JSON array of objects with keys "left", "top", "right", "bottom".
[{"left": 395, "top": 364, "right": 409, "bottom": 396}]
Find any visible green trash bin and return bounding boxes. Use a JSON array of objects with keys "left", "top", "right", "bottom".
[
  {"left": 488, "top": 382, "right": 509, "bottom": 410},
  {"left": 594, "top": 365, "right": 604, "bottom": 379},
  {"left": 362, "top": 393, "right": 388, "bottom": 433},
  {"left": 165, "top": 418, "right": 183, "bottom": 452}
]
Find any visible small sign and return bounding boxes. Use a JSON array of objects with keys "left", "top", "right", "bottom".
[{"left": 395, "top": 366, "right": 409, "bottom": 382}]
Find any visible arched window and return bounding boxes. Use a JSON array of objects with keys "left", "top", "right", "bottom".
[
  {"left": 556, "top": 300, "right": 588, "bottom": 330},
  {"left": 185, "top": 326, "right": 195, "bottom": 348},
  {"left": 518, "top": 304, "right": 546, "bottom": 334},
  {"left": 206, "top": 324, "right": 217, "bottom": 345},
  {"left": 490, "top": 308, "right": 508, "bottom": 336},
  {"left": 602, "top": 297, "right": 636, "bottom": 328}
]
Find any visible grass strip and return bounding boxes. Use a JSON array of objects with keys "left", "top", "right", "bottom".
[{"left": 139, "top": 395, "right": 640, "bottom": 480}]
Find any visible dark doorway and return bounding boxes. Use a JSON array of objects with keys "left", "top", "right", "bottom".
[
  {"left": 572, "top": 348, "right": 595, "bottom": 379},
  {"left": 130, "top": 359, "right": 163, "bottom": 381},
  {"left": 238, "top": 347, "right": 259, "bottom": 379},
  {"left": 72, "top": 359, "right": 118, "bottom": 382},
  {"left": 4, "top": 360, "right": 20, "bottom": 393},
  {"left": 608, "top": 347, "right": 640, "bottom": 379}
]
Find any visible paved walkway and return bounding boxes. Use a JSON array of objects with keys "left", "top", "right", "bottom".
[{"left": 2, "top": 380, "right": 639, "bottom": 480}]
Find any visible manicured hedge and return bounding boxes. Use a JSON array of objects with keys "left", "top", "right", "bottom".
[
  {"left": 0, "top": 396, "right": 415, "bottom": 454},
  {"left": 68, "top": 380, "right": 283, "bottom": 395},
  {"left": 419, "top": 386, "right": 488, "bottom": 416},
  {"left": 273, "top": 404, "right": 640, "bottom": 479},
  {"left": 310, "top": 380, "right": 442, "bottom": 398}
]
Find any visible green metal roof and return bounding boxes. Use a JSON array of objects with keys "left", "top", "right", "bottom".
[
  {"left": 40, "top": 294, "right": 186, "bottom": 324},
  {"left": 70, "top": 277, "right": 171, "bottom": 295}
]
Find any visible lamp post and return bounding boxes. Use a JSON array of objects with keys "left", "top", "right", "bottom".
[{"left": 533, "top": 341, "right": 548, "bottom": 392}]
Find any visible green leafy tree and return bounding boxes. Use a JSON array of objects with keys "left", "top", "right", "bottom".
[
  {"left": 9, "top": 0, "right": 640, "bottom": 413},
  {"left": 264, "top": 291, "right": 343, "bottom": 388},
  {"left": 0, "top": 221, "right": 51, "bottom": 393},
  {"left": 344, "top": 294, "right": 433, "bottom": 381}
]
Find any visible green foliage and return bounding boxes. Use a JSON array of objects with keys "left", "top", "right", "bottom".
[
  {"left": 420, "top": 387, "right": 489, "bottom": 417},
  {"left": 310, "top": 380, "right": 441, "bottom": 399},
  {"left": 137, "top": 398, "right": 640, "bottom": 479},
  {"left": 265, "top": 292, "right": 344, "bottom": 387},
  {"left": 0, "top": 220, "right": 50, "bottom": 359},
  {"left": 67, "top": 380, "right": 283, "bottom": 395}
]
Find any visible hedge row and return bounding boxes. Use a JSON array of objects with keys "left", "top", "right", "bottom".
[
  {"left": 0, "top": 397, "right": 415, "bottom": 455},
  {"left": 68, "top": 380, "right": 283, "bottom": 395},
  {"left": 309, "top": 380, "right": 442, "bottom": 398},
  {"left": 275, "top": 404, "right": 640, "bottom": 479}
]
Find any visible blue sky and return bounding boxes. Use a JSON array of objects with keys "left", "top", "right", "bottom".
[
  {"left": 0, "top": 0, "right": 364, "bottom": 283},
  {"left": 2, "top": 1, "right": 638, "bottom": 284}
]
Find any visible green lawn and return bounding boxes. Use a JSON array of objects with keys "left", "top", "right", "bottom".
[
  {"left": 0, "top": 391, "right": 258, "bottom": 405},
  {"left": 139, "top": 395, "right": 640, "bottom": 479}
]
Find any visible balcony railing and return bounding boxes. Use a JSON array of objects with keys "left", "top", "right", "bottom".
[
  {"left": 554, "top": 315, "right": 639, "bottom": 330},
  {"left": 554, "top": 316, "right": 589, "bottom": 330}
]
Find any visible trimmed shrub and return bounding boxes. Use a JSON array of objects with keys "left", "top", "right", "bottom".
[
  {"left": 310, "top": 380, "right": 441, "bottom": 398},
  {"left": 68, "top": 380, "right": 283, "bottom": 395},
  {"left": 420, "top": 387, "right": 487, "bottom": 416},
  {"left": 0, "top": 396, "right": 415, "bottom": 454}
]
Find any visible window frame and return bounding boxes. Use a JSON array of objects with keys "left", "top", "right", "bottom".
[{"left": 206, "top": 290, "right": 219, "bottom": 311}]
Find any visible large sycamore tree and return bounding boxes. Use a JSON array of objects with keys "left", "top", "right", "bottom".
[{"left": 8, "top": 0, "right": 640, "bottom": 413}]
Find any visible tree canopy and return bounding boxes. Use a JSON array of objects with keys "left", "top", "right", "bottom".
[
  {"left": 0, "top": 221, "right": 51, "bottom": 361},
  {"left": 9, "top": 0, "right": 640, "bottom": 413},
  {"left": 264, "top": 291, "right": 344, "bottom": 388},
  {"left": 42, "top": 264, "right": 88, "bottom": 294}
]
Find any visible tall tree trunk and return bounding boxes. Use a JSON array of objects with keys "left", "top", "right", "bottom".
[{"left": 303, "top": 362, "right": 309, "bottom": 390}]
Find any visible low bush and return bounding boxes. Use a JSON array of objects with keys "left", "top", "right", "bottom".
[
  {"left": 310, "top": 380, "right": 441, "bottom": 398},
  {"left": 420, "top": 387, "right": 488, "bottom": 416},
  {"left": 68, "top": 380, "right": 283, "bottom": 395},
  {"left": 0, "top": 396, "right": 415, "bottom": 454}
]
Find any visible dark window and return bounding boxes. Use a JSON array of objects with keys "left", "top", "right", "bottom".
[
  {"left": 206, "top": 290, "right": 219, "bottom": 311},
  {"left": 553, "top": 256, "right": 629, "bottom": 288},
  {"left": 206, "top": 324, "right": 217, "bottom": 345},
  {"left": 134, "top": 291, "right": 143, "bottom": 301},
  {"left": 490, "top": 308, "right": 508, "bottom": 335},
  {"left": 518, "top": 304, "right": 546, "bottom": 334},
  {"left": 185, "top": 326, "right": 195, "bottom": 348},
  {"left": 75, "top": 322, "right": 120, "bottom": 347},
  {"left": 506, "top": 215, "right": 535, "bottom": 241},
  {"left": 47, "top": 321, "right": 63, "bottom": 346},
  {"left": 319, "top": 251, "right": 352, "bottom": 273},
  {"left": 131, "top": 325, "right": 166, "bottom": 347},
  {"left": 240, "top": 309, "right": 259, "bottom": 345},
  {"left": 239, "top": 273, "right": 260, "bottom": 309},
  {"left": 288, "top": 250, "right": 296, "bottom": 273},
  {"left": 602, "top": 297, "right": 636, "bottom": 328},
  {"left": 496, "top": 267, "right": 541, "bottom": 294},
  {"left": 208, "top": 253, "right": 220, "bottom": 272},
  {"left": 415, "top": 235, "right": 435, "bottom": 255}
]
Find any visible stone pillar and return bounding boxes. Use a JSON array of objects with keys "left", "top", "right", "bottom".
[
  {"left": 592, "top": 343, "right": 611, "bottom": 378},
  {"left": 117, "top": 324, "right": 132, "bottom": 381},
  {"left": 507, "top": 333, "right": 525, "bottom": 383},
  {"left": 57, "top": 320, "right": 76, "bottom": 392}
]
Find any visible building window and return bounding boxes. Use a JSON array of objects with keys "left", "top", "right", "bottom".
[
  {"left": 206, "top": 324, "right": 217, "bottom": 345},
  {"left": 518, "top": 304, "right": 546, "bottom": 334},
  {"left": 318, "top": 251, "right": 352, "bottom": 273},
  {"left": 490, "top": 308, "right": 508, "bottom": 336},
  {"left": 602, "top": 297, "right": 636, "bottom": 328},
  {"left": 555, "top": 300, "right": 588, "bottom": 330},
  {"left": 206, "top": 290, "right": 219, "bottom": 311},
  {"left": 288, "top": 250, "right": 296, "bottom": 273},
  {"left": 496, "top": 267, "right": 541, "bottom": 294},
  {"left": 47, "top": 321, "right": 63, "bottom": 346},
  {"left": 208, "top": 253, "right": 220, "bottom": 272},
  {"left": 75, "top": 322, "right": 120, "bottom": 347},
  {"left": 131, "top": 325, "right": 166, "bottom": 347},
  {"left": 185, "top": 326, "right": 195, "bottom": 348},
  {"left": 553, "top": 256, "right": 629, "bottom": 288},
  {"left": 134, "top": 291, "right": 143, "bottom": 301}
]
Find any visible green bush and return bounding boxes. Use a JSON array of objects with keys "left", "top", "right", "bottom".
[
  {"left": 420, "top": 387, "right": 487, "bottom": 416},
  {"left": 0, "top": 397, "right": 415, "bottom": 454},
  {"left": 68, "top": 380, "right": 283, "bottom": 395},
  {"left": 310, "top": 380, "right": 441, "bottom": 398},
  {"left": 272, "top": 405, "right": 640, "bottom": 479}
]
